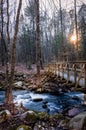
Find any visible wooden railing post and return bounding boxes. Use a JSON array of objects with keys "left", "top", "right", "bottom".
[
  {"left": 67, "top": 63, "right": 69, "bottom": 83},
  {"left": 77, "top": 64, "right": 84, "bottom": 86},
  {"left": 49, "top": 64, "right": 50, "bottom": 72},
  {"left": 61, "top": 64, "right": 64, "bottom": 80},
  {"left": 85, "top": 64, "right": 86, "bottom": 88},
  {"left": 73, "top": 64, "right": 77, "bottom": 86},
  {"left": 57, "top": 64, "right": 60, "bottom": 77},
  {"left": 54, "top": 62, "right": 56, "bottom": 75}
]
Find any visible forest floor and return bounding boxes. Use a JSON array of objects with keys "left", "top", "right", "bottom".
[
  {"left": 0, "top": 64, "right": 45, "bottom": 87},
  {"left": 0, "top": 64, "right": 38, "bottom": 74}
]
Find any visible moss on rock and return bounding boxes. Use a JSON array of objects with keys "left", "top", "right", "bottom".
[
  {"left": 16, "top": 125, "right": 32, "bottom": 130},
  {"left": 0, "top": 110, "right": 11, "bottom": 123},
  {"left": 37, "top": 112, "right": 49, "bottom": 120},
  {"left": 24, "top": 111, "right": 38, "bottom": 123}
]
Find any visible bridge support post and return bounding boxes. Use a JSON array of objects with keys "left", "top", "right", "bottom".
[{"left": 85, "top": 64, "right": 86, "bottom": 87}]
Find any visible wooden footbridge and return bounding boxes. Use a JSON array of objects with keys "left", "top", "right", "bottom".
[{"left": 46, "top": 61, "right": 86, "bottom": 87}]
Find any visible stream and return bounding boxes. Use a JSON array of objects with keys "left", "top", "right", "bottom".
[{"left": 0, "top": 90, "right": 86, "bottom": 114}]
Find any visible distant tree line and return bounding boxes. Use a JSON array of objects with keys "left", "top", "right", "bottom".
[{"left": 0, "top": 1, "right": 86, "bottom": 68}]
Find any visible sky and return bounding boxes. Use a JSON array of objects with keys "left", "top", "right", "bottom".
[
  {"left": 20, "top": 0, "right": 86, "bottom": 17},
  {"left": 21, "top": 0, "right": 86, "bottom": 9},
  {"left": 9, "top": 0, "right": 86, "bottom": 21},
  {"left": 9, "top": 0, "right": 86, "bottom": 36}
]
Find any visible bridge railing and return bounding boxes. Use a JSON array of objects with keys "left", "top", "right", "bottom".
[{"left": 45, "top": 61, "right": 86, "bottom": 87}]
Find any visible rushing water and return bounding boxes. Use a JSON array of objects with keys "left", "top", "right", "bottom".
[{"left": 0, "top": 90, "right": 85, "bottom": 114}]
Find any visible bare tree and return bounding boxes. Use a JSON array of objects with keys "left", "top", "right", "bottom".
[
  {"left": 0, "top": 0, "right": 6, "bottom": 66},
  {"left": 5, "top": 0, "right": 22, "bottom": 104},
  {"left": 5, "top": 0, "right": 10, "bottom": 101},
  {"left": 35, "top": 0, "right": 41, "bottom": 75}
]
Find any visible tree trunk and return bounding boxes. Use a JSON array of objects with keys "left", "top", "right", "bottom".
[
  {"left": 1, "top": 0, "right": 5, "bottom": 66},
  {"left": 5, "top": 0, "right": 22, "bottom": 104},
  {"left": 35, "top": 0, "right": 41, "bottom": 75},
  {"left": 59, "top": 0, "right": 64, "bottom": 61},
  {"left": 5, "top": 0, "right": 10, "bottom": 103},
  {"left": 74, "top": 0, "right": 78, "bottom": 59}
]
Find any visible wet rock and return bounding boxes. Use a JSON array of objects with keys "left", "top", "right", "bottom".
[
  {"left": 0, "top": 81, "right": 5, "bottom": 90},
  {"left": 72, "top": 96, "right": 80, "bottom": 100},
  {"left": 16, "top": 125, "right": 32, "bottom": 130},
  {"left": 36, "top": 88, "right": 42, "bottom": 93},
  {"left": 42, "top": 101, "right": 48, "bottom": 109},
  {"left": 68, "top": 107, "right": 81, "bottom": 117},
  {"left": 0, "top": 86, "right": 4, "bottom": 90},
  {"left": 33, "top": 124, "right": 44, "bottom": 130},
  {"left": 69, "top": 111, "right": 86, "bottom": 130},
  {"left": 33, "top": 98, "right": 43, "bottom": 102},
  {"left": 0, "top": 110, "right": 12, "bottom": 123},
  {"left": 58, "top": 88, "right": 62, "bottom": 93},
  {"left": 43, "top": 101, "right": 48, "bottom": 104},
  {"left": 13, "top": 81, "right": 25, "bottom": 90},
  {"left": 14, "top": 81, "right": 23, "bottom": 87},
  {"left": 48, "top": 126, "right": 56, "bottom": 130},
  {"left": 42, "top": 104, "right": 47, "bottom": 109},
  {"left": 34, "top": 121, "right": 50, "bottom": 130},
  {"left": 58, "top": 119, "right": 68, "bottom": 129}
]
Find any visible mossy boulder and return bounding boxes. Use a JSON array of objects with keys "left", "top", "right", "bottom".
[
  {"left": 16, "top": 125, "right": 32, "bottom": 130},
  {"left": 37, "top": 112, "right": 49, "bottom": 120},
  {"left": 69, "top": 112, "right": 86, "bottom": 130},
  {"left": 0, "top": 110, "right": 12, "bottom": 123},
  {"left": 24, "top": 110, "right": 38, "bottom": 123},
  {"left": 53, "top": 113, "right": 63, "bottom": 119}
]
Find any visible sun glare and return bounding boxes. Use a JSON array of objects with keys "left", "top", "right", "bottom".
[{"left": 70, "top": 35, "right": 77, "bottom": 43}]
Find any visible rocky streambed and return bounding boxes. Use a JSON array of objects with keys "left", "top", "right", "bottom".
[
  {"left": 0, "top": 90, "right": 86, "bottom": 130},
  {"left": 0, "top": 90, "right": 85, "bottom": 114}
]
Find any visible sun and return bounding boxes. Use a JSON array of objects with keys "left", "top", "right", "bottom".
[{"left": 70, "top": 35, "right": 77, "bottom": 43}]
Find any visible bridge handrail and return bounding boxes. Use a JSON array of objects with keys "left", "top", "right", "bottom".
[{"left": 45, "top": 61, "right": 86, "bottom": 87}]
